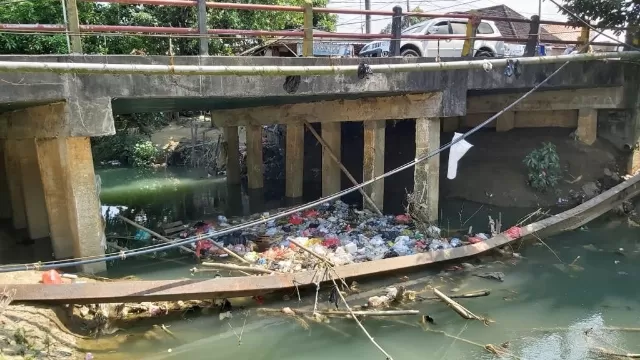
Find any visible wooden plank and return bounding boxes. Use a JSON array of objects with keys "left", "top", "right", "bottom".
[
  {"left": 321, "top": 122, "right": 341, "bottom": 197},
  {"left": 10, "top": 173, "right": 640, "bottom": 304},
  {"left": 363, "top": 120, "right": 385, "bottom": 211},
  {"left": 210, "top": 93, "right": 443, "bottom": 127},
  {"left": 246, "top": 125, "right": 263, "bottom": 189},
  {"left": 467, "top": 87, "right": 624, "bottom": 114},
  {"left": 285, "top": 123, "right": 304, "bottom": 198}
]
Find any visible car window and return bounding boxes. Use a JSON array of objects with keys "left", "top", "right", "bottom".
[
  {"left": 428, "top": 21, "right": 450, "bottom": 35},
  {"left": 402, "top": 22, "right": 430, "bottom": 35},
  {"left": 478, "top": 22, "right": 494, "bottom": 34},
  {"left": 450, "top": 22, "right": 467, "bottom": 34}
]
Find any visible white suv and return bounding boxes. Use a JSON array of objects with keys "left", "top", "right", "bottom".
[{"left": 359, "top": 17, "right": 505, "bottom": 58}]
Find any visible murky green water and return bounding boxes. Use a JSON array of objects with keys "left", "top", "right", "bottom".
[{"left": 97, "top": 167, "right": 640, "bottom": 360}]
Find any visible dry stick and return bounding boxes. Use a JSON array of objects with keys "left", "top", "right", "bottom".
[
  {"left": 433, "top": 288, "right": 484, "bottom": 322},
  {"left": 420, "top": 290, "right": 490, "bottom": 301},
  {"left": 288, "top": 239, "right": 349, "bottom": 289},
  {"left": 203, "top": 238, "right": 253, "bottom": 265},
  {"left": 260, "top": 308, "right": 419, "bottom": 317},
  {"left": 117, "top": 215, "right": 195, "bottom": 254},
  {"left": 190, "top": 267, "right": 252, "bottom": 276},
  {"left": 200, "top": 262, "right": 274, "bottom": 274},
  {"left": 590, "top": 347, "right": 640, "bottom": 358},
  {"left": 328, "top": 269, "right": 394, "bottom": 360},
  {"left": 422, "top": 328, "right": 520, "bottom": 359},
  {"left": 303, "top": 121, "right": 383, "bottom": 217}
]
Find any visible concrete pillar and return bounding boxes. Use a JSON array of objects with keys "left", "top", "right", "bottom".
[
  {"left": 246, "top": 125, "right": 264, "bottom": 189},
  {"left": 496, "top": 111, "right": 515, "bottom": 132},
  {"left": 223, "top": 126, "right": 241, "bottom": 185},
  {"left": 321, "top": 122, "right": 341, "bottom": 197},
  {"left": 576, "top": 108, "right": 597, "bottom": 145},
  {"left": 16, "top": 139, "right": 49, "bottom": 239},
  {"left": 0, "top": 140, "right": 11, "bottom": 220},
  {"left": 35, "top": 138, "right": 74, "bottom": 259},
  {"left": 3, "top": 140, "right": 26, "bottom": 229},
  {"left": 363, "top": 120, "right": 385, "bottom": 211},
  {"left": 414, "top": 117, "right": 440, "bottom": 222},
  {"left": 64, "top": 137, "right": 106, "bottom": 273},
  {"left": 285, "top": 123, "right": 304, "bottom": 199}
]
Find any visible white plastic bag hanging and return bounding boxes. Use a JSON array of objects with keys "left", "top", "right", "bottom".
[{"left": 447, "top": 132, "right": 473, "bottom": 180}]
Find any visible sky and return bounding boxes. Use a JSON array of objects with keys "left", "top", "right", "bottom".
[{"left": 328, "top": 0, "right": 573, "bottom": 34}]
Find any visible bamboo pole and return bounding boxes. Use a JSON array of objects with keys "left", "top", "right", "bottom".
[
  {"left": 205, "top": 238, "right": 252, "bottom": 264},
  {"left": 190, "top": 267, "right": 252, "bottom": 276},
  {"left": 421, "top": 289, "right": 490, "bottom": 301},
  {"left": 433, "top": 288, "right": 484, "bottom": 322},
  {"left": 288, "top": 238, "right": 336, "bottom": 267},
  {"left": 0, "top": 51, "right": 636, "bottom": 76},
  {"left": 117, "top": 215, "right": 195, "bottom": 254},
  {"left": 199, "top": 262, "right": 274, "bottom": 274},
  {"left": 260, "top": 308, "right": 419, "bottom": 317},
  {"left": 304, "top": 121, "right": 383, "bottom": 216}
]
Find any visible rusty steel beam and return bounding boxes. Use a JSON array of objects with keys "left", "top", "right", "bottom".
[{"left": 7, "top": 173, "right": 640, "bottom": 304}]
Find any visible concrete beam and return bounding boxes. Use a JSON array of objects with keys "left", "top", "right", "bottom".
[
  {"left": 35, "top": 138, "right": 74, "bottom": 258},
  {"left": 467, "top": 87, "right": 624, "bottom": 114},
  {"left": 0, "top": 102, "right": 67, "bottom": 139},
  {"left": 246, "top": 125, "right": 263, "bottom": 189},
  {"left": 3, "top": 140, "right": 26, "bottom": 229},
  {"left": 211, "top": 93, "right": 444, "bottom": 127},
  {"left": 0, "top": 140, "right": 10, "bottom": 220},
  {"left": 577, "top": 108, "right": 598, "bottom": 145},
  {"left": 496, "top": 112, "right": 515, "bottom": 132},
  {"left": 16, "top": 139, "right": 49, "bottom": 240},
  {"left": 285, "top": 123, "right": 304, "bottom": 199},
  {"left": 65, "top": 137, "right": 106, "bottom": 273},
  {"left": 414, "top": 118, "right": 440, "bottom": 222},
  {"left": 223, "top": 126, "right": 241, "bottom": 185},
  {"left": 322, "top": 122, "right": 341, "bottom": 197},
  {"left": 363, "top": 120, "right": 385, "bottom": 211}
]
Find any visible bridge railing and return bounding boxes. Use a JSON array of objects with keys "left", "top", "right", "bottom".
[{"left": 0, "top": 0, "right": 623, "bottom": 57}]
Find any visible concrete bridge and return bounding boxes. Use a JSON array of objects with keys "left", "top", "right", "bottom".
[{"left": 0, "top": 55, "right": 635, "bottom": 273}]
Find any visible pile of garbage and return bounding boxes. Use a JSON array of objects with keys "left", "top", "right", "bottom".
[{"left": 191, "top": 200, "right": 493, "bottom": 273}]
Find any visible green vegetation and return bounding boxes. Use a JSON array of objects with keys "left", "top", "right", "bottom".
[
  {"left": 132, "top": 140, "right": 160, "bottom": 167},
  {"left": 0, "top": 0, "right": 337, "bottom": 165},
  {"left": 523, "top": 142, "right": 562, "bottom": 192},
  {"left": 560, "top": 0, "right": 638, "bottom": 34}
]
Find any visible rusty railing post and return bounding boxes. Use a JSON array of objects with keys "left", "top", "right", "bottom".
[
  {"left": 461, "top": 11, "right": 480, "bottom": 58},
  {"left": 524, "top": 15, "right": 540, "bottom": 57},
  {"left": 577, "top": 25, "right": 590, "bottom": 53},
  {"left": 64, "top": 0, "right": 82, "bottom": 54},
  {"left": 303, "top": 0, "right": 314, "bottom": 56},
  {"left": 389, "top": 5, "right": 403, "bottom": 57},
  {"left": 197, "top": 0, "right": 209, "bottom": 55}
]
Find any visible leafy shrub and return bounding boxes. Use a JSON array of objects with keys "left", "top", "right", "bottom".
[
  {"left": 523, "top": 142, "right": 561, "bottom": 191},
  {"left": 132, "top": 140, "right": 159, "bottom": 167}
]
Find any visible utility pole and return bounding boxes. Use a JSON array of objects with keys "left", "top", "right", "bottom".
[
  {"left": 406, "top": 0, "right": 410, "bottom": 12},
  {"left": 197, "top": 0, "right": 209, "bottom": 55},
  {"left": 64, "top": 0, "right": 82, "bottom": 54},
  {"left": 365, "top": 0, "right": 371, "bottom": 34}
]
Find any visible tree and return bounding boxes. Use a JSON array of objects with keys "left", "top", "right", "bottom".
[
  {"left": 560, "top": 0, "right": 639, "bottom": 34},
  {"left": 380, "top": 7, "right": 425, "bottom": 34}
]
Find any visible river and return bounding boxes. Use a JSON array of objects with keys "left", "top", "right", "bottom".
[{"left": 96, "top": 167, "right": 640, "bottom": 360}]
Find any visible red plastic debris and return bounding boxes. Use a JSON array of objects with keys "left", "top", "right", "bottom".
[
  {"left": 504, "top": 226, "right": 522, "bottom": 240},
  {"left": 322, "top": 237, "right": 340, "bottom": 248},
  {"left": 195, "top": 239, "right": 213, "bottom": 258},
  {"left": 41, "top": 270, "right": 62, "bottom": 285},
  {"left": 289, "top": 214, "right": 303, "bottom": 225},
  {"left": 345, "top": 224, "right": 352, "bottom": 232},
  {"left": 445, "top": 265, "right": 463, "bottom": 272},
  {"left": 468, "top": 237, "right": 483, "bottom": 244},
  {"left": 252, "top": 295, "right": 264, "bottom": 304},
  {"left": 302, "top": 209, "right": 319, "bottom": 218},
  {"left": 395, "top": 214, "right": 411, "bottom": 224}
]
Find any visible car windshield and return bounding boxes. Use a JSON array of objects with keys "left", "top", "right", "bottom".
[{"left": 401, "top": 21, "right": 431, "bottom": 35}]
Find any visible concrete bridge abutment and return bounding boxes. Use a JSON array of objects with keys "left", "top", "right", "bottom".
[{"left": 0, "top": 103, "right": 108, "bottom": 273}]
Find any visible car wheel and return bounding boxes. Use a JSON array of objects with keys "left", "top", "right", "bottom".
[
  {"left": 401, "top": 48, "right": 420, "bottom": 57},
  {"left": 475, "top": 50, "right": 494, "bottom": 58}
]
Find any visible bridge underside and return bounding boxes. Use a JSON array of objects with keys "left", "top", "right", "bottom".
[{"left": 0, "top": 55, "right": 636, "bottom": 272}]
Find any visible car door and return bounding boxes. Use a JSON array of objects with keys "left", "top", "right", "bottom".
[
  {"left": 424, "top": 20, "right": 455, "bottom": 58},
  {"left": 448, "top": 20, "right": 470, "bottom": 57}
]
